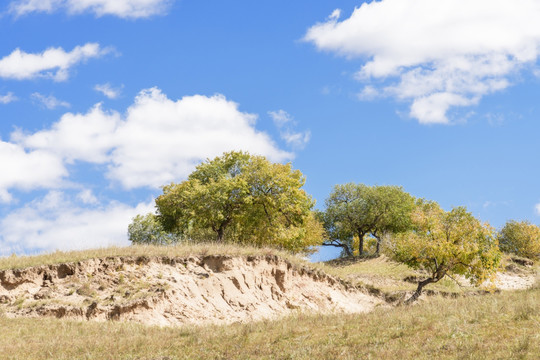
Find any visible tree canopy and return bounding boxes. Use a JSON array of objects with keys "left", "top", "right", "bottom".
[
  {"left": 321, "top": 183, "right": 416, "bottom": 256},
  {"left": 392, "top": 201, "right": 501, "bottom": 303},
  {"left": 153, "top": 151, "right": 323, "bottom": 253},
  {"left": 128, "top": 213, "right": 181, "bottom": 245},
  {"left": 498, "top": 220, "right": 540, "bottom": 260}
]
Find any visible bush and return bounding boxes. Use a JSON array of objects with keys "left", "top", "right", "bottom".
[{"left": 498, "top": 220, "right": 540, "bottom": 260}]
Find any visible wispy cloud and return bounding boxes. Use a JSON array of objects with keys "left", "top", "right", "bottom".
[
  {"left": 9, "top": 0, "right": 175, "bottom": 19},
  {"left": 32, "top": 93, "right": 70, "bottom": 110},
  {"left": 0, "top": 92, "right": 17, "bottom": 104},
  {"left": 535, "top": 202, "right": 540, "bottom": 216},
  {"left": 305, "top": 0, "right": 540, "bottom": 125},
  {"left": 76, "top": 189, "right": 99, "bottom": 205},
  {"left": 0, "top": 43, "right": 110, "bottom": 81},
  {"left": 94, "top": 83, "right": 122, "bottom": 99},
  {"left": 268, "top": 110, "right": 311, "bottom": 149}
]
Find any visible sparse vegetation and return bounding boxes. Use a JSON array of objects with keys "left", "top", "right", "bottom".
[{"left": 0, "top": 244, "right": 309, "bottom": 271}]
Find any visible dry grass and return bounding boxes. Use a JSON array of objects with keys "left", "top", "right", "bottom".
[
  {"left": 0, "top": 245, "right": 538, "bottom": 359},
  {"left": 1, "top": 287, "right": 538, "bottom": 359},
  {"left": 2, "top": 245, "right": 524, "bottom": 299},
  {"left": 0, "top": 244, "right": 310, "bottom": 271},
  {"left": 318, "top": 255, "right": 463, "bottom": 297}
]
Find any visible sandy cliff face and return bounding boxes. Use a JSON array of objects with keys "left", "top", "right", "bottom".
[{"left": 0, "top": 255, "right": 383, "bottom": 326}]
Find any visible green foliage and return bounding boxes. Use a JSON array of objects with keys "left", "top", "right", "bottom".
[
  {"left": 322, "top": 183, "right": 416, "bottom": 256},
  {"left": 392, "top": 201, "right": 501, "bottom": 302},
  {"left": 498, "top": 220, "right": 540, "bottom": 260},
  {"left": 128, "top": 213, "right": 180, "bottom": 245},
  {"left": 154, "top": 151, "right": 323, "bottom": 253}
]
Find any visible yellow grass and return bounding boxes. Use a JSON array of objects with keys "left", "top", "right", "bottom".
[
  {"left": 1, "top": 244, "right": 538, "bottom": 359},
  {"left": 1, "top": 287, "right": 538, "bottom": 359},
  {"left": 0, "top": 244, "right": 310, "bottom": 271}
]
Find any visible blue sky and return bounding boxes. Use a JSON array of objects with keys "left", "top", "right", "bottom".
[{"left": 1, "top": 0, "right": 540, "bottom": 258}]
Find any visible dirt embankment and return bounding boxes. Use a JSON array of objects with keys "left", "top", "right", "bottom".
[{"left": 0, "top": 255, "right": 383, "bottom": 326}]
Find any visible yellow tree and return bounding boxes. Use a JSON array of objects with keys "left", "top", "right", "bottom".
[
  {"left": 393, "top": 201, "right": 501, "bottom": 304},
  {"left": 498, "top": 220, "right": 540, "bottom": 260},
  {"left": 154, "top": 151, "right": 323, "bottom": 253}
]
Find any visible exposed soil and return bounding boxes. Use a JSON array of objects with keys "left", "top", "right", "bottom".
[{"left": 0, "top": 255, "right": 384, "bottom": 326}]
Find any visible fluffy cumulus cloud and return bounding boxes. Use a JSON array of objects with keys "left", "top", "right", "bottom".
[
  {"left": 13, "top": 87, "right": 291, "bottom": 189},
  {"left": 1, "top": 88, "right": 292, "bottom": 253},
  {"left": 0, "top": 92, "right": 17, "bottom": 104},
  {"left": 0, "top": 43, "right": 108, "bottom": 81},
  {"left": 305, "top": 0, "right": 540, "bottom": 124},
  {"left": 0, "top": 191, "right": 153, "bottom": 255},
  {"left": 13, "top": 105, "right": 122, "bottom": 164},
  {"left": 268, "top": 110, "right": 311, "bottom": 149},
  {"left": 0, "top": 141, "right": 67, "bottom": 203},
  {"left": 9, "top": 0, "right": 174, "bottom": 18},
  {"left": 536, "top": 202, "right": 540, "bottom": 216}
]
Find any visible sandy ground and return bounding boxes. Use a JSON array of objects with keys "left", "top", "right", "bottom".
[{"left": 0, "top": 255, "right": 384, "bottom": 326}]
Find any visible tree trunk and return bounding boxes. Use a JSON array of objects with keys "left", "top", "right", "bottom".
[
  {"left": 321, "top": 241, "right": 352, "bottom": 257},
  {"left": 343, "top": 244, "right": 352, "bottom": 257},
  {"left": 357, "top": 231, "right": 365, "bottom": 256},
  {"left": 375, "top": 236, "right": 381, "bottom": 255},
  {"left": 405, "top": 278, "right": 434, "bottom": 304},
  {"left": 216, "top": 227, "right": 225, "bottom": 242},
  {"left": 216, "top": 218, "right": 233, "bottom": 243}
]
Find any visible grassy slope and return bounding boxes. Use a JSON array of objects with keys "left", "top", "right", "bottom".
[
  {"left": 0, "top": 244, "right": 310, "bottom": 271},
  {"left": 1, "top": 245, "right": 538, "bottom": 359},
  {"left": 1, "top": 288, "right": 538, "bottom": 359}
]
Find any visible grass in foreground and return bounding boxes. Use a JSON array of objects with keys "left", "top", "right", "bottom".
[{"left": 0, "top": 287, "right": 538, "bottom": 359}]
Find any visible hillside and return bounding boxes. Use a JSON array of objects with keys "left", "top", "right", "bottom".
[
  {"left": 0, "top": 245, "right": 538, "bottom": 359},
  {"left": 1, "top": 245, "right": 537, "bottom": 328},
  {"left": 0, "top": 249, "right": 384, "bottom": 326}
]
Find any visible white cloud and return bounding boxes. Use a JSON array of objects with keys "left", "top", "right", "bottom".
[
  {"left": 280, "top": 131, "right": 311, "bottom": 149},
  {"left": 269, "top": 109, "right": 293, "bottom": 127},
  {"left": 110, "top": 89, "right": 292, "bottom": 188},
  {"left": 536, "top": 203, "right": 540, "bottom": 216},
  {"left": 8, "top": 0, "right": 60, "bottom": 15},
  {"left": 9, "top": 0, "right": 174, "bottom": 18},
  {"left": 0, "top": 191, "right": 153, "bottom": 255},
  {"left": 0, "top": 92, "right": 17, "bottom": 104},
  {"left": 76, "top": 189, "right": 99, "bottom": 204},
  {"left": 0, "top": 43, "right": 109, "bottom": 81},
  {"left": 31, "top": 93, "right": 70, "bottom": 109},
  {"left": 0, "top": 141, "right": 67, "bottom": 203},
  {"left": 305, "top": 0, "right": 540, "bottom": 124},
  {"left": 15, "top": 87, "right": 292, "bottom": 189},
  {"left": 12, "top": 104, "right": 122, "bottom": 164},
  {"left": 269, "top": 110, "right": 311, "bottom": 149},
  {"left": 94, "top": 83, "right": 122, "bottom": 99},
  {"left": 357, "top": 86, "right": 379, "bottom": 101}
]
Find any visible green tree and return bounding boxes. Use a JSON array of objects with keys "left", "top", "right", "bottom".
[
  {"left": 322, "top": 183, "right": 415, "bottom": 256},
  {"left": 128, "top": 213, "right": 180, "bottom": 245},
  {"left": 498, "top": 220, "right": 540, "bottom": 260},
  {"left": 393, "top": 202, "right": 501, "bottom": 304},
  {"left": 154, "top": 151, "right": 323, "bottom": 253}
]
